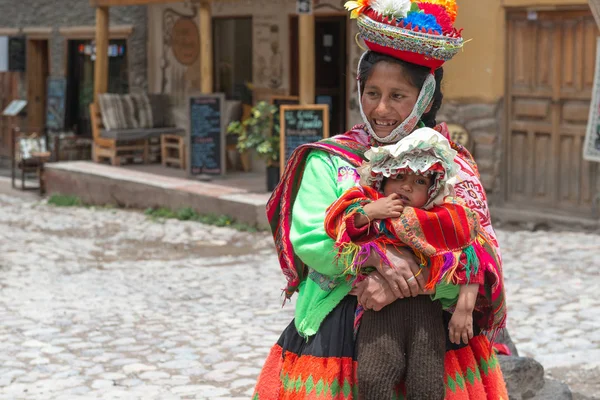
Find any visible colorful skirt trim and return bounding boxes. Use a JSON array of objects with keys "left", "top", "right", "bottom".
[{"left": 252, "top": 297, "right": 507, "bottom": 400}]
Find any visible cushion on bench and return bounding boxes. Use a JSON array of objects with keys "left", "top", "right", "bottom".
[{"left": 98, "top": 93, "right": 155, "bottom": 131}]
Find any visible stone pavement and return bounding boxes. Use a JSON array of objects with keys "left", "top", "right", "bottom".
[{"left": 0, "top": 193, "right": 599, "bottom": 399}]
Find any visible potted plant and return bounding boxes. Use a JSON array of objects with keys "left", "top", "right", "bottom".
[{"left": 227, "top": 101, "right": 281, "bottom": 191}]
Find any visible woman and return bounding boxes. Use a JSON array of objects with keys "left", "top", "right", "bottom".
[{"left": 254, "top": 1, "right": 508, "bottom": 398}]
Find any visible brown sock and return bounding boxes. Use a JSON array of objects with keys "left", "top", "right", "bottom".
[
  {"left": 357, "top": 297, "right": 446, "bottom": 400},
  {"left": 405, "top": 296, "right": 446, "bottom": 400},
  {"left": 357, "top": 300, "right": 407, "bottom": 400}
]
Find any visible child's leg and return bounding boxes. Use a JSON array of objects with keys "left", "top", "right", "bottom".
[
  {"left": 357, "top": 300, "right": 407, "bottom": 400},
  {"left": 405, "top": 296, "right": 446, "bottom": 400}
]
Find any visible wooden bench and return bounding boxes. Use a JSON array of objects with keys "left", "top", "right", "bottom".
[{"left": 90, "top": 103, "right": 184, "bottom": 166}]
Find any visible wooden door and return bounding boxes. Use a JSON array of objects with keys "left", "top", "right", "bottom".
[
  {"left": 26, "top": 39, "right": 49, "bottom": 133},
  {"left": 0, "top": 72, "right": 19, "bottom": 158},
  {"left": 505, "top": 10, "right": 600, "bottom": 217}
]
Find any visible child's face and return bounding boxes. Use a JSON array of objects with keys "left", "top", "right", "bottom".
[{"left": 383, "top": 172, "right": 432, "bottom": 208}]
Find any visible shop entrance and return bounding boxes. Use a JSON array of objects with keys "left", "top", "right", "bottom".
[{"left": 65, "top": 39, "right": 128, "bottom": 137}]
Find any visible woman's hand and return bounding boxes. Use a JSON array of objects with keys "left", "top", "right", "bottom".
[
  {"left": 351, "top": 271, "right": 396, "bottom": 311},
  {"left": 376, "top": 247, "right": 427, "bottom": 298}
]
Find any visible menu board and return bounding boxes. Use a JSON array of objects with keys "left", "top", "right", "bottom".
[
  {"left": 187, "top": 93, "right": 225, "bottom": 176},
  {"left": 270, "top": 95, "right": 299, "bottom": 137},
  {"left": 279, "top": 104, "right": 329, "bottom": 171},
  {"left": 8, "top": 37, "right": 25, "bottom": 72},
  {"left": 46, "top": 77, "right": 67, "bottom": 132}
]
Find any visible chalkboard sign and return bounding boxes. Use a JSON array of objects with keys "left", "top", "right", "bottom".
[
  {"left": 270, "top": 95, "right": 299, "bottom": 137},
  {"left": 46, "top": 77, "right": 67, "bottom": 132},
  {"left": 8, "top": 37, "right": 26, "bottom": 72},
  {"left": 187, "top": 93, "right": 226, "bottom": 176},
  {"left": 280, "top": 104, "right": 330, "bottom": 171}
]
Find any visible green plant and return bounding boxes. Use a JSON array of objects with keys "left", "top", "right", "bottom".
[
  {"left": 48, "top": 195, "right": 84, "bottom": 207},
  {"left": 143, "top": 207, "right": 262, "bottom": 232},
  {"left": 227, "top": 101, "right": 279, "bottom": 166}
]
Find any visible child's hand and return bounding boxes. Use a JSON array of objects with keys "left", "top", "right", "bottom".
[
  {"left": 363, "top": 194, "right": 404, "bottom": 220},
  {"left": 448, "top": 307, "right": 474, "bottom": 345}
]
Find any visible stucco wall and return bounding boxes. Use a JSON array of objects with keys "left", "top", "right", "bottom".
[
  {"left": 0, "top": 0, "right": 148, "bottom": 92},
  {"left": 443, "top": 0, "right": 590, "bottom": 102}
]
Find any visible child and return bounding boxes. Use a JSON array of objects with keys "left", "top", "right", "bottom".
[{"left": 324, "top": 127, "right": 502, "bottom": 399}]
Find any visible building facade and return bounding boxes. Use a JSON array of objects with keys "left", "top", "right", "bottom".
[
  {"left": 0, "top": 0, "right": 148, "bottom": 140},
  {"left": 144, "top": 0, "right": 600, "bottom": 220}
]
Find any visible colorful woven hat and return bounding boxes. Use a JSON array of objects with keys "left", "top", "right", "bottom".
[{"left": 346, "top": 0, "right": 464, "bottom": 69}]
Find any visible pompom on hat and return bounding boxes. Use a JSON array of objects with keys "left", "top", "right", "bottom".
[{"left": 346, "top": 0, "right": 464, "bottom": 69}]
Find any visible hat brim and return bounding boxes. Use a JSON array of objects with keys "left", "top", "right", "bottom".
[{"left": 364, "top": 40, "right": 445, "bottom": 69}]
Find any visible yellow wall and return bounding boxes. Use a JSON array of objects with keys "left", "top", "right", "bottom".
[{"left": 443, "top": 0, "right": 589, "bottom": 102}]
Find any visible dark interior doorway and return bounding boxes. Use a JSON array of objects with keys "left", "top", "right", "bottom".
[
  {"left": 290, "top": 15, "right": 347, "bottom": 135},
  {"left": 65, "top": 39, "right": 128, "bottom": 137}
]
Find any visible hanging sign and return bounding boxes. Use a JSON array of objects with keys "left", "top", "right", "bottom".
[
  {"left": 297, "top": 0, "right": 313, "bottom": 15},
  {"left": 2, "top": 100, "right": 27, "bottom": 117},
  {"left": 584, "top": 37, "right": 600, "bottom": 163}
]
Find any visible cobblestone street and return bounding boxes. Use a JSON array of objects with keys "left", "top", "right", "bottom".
[{"left": 0, "top": 194, "right": 599, "bottom": 399}]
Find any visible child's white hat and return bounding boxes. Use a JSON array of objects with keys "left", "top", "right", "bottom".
[{"left": 359, "top": 127, "right": 459, "bottom": 209}]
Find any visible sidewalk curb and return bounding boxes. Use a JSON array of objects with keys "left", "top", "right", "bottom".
[{"left": 44, "top": 162, "right": 270, "bottom": 229}]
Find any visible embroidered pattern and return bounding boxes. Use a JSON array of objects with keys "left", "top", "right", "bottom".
[
  {"left": 337, "top": 166, "right": 360, "bottom": 184},
  {"left": 308, "top": 268, "right": 340, "bottom": 292}
]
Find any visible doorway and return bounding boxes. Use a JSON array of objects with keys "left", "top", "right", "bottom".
[
  {"left": 290, "top": 15, "right": 347, "bottom": 136},
  {"left": 65, "top": 39, "right": 128, "bottom": 137},
  {"left": 213, "top": 17, "right": 253, "bottom": 102},
  {"left": 26, "top": 39, "right": 49, "bottom": 133},
  {"left": 504, "top": 9, "right": 599, "bottom": 218}
]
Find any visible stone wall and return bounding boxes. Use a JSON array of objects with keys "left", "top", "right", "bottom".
[
  {"left": 0, "top": 0, "right": 148, "bottom": 92},
  {"left": 437, "top": 99, "right": 504, "bottom": 202}
]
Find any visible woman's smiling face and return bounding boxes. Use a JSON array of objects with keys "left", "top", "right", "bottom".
[{"left": 361, "top": 61, "right": 420, "bottom": 140}]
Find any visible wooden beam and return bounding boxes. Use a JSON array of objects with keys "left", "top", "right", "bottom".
[
  {"left": 90, "top": 0, "right": 184, "bottom": 7},
  {"left": 59, "top": 25, "right": 134, "bottom": 40},
  {"left": 199, "top": 0, "right": 213, "bottom": 93},
  {"left": 298, "top": 14, "right": 315, "bottom": 105},
  {"left": 90, "top": 0, "right": 238, "bottom": 5},
  {"left": 94, "top": 6, "right": 109, "bottom": 102},
  {"left": 22, "top": 27, "right": 53, "bottom": 39}
]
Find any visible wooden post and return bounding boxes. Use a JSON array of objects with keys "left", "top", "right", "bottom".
[
  {"left": 298, "top": 13, "right": 315, "bottom": 105},
  {"left": 199, "top": 0, "right": 213, "bottom": 93},
  {"left": 94, "top": 6, "right": 109, "bottom": 102}
]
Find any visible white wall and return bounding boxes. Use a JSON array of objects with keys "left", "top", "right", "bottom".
[{"left": 0, "top": 36, "right": 8, "bottom": 72}]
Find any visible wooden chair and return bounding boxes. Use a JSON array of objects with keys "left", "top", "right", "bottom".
[
  {"left": 11, "top": 127, "right": 51, "bottom": 194},
  {"left": 161, "top": 134, "right": 186, "bottom": 169},
  {"left": 89, "top": 103, "right": 148, "bottom": 166}
]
